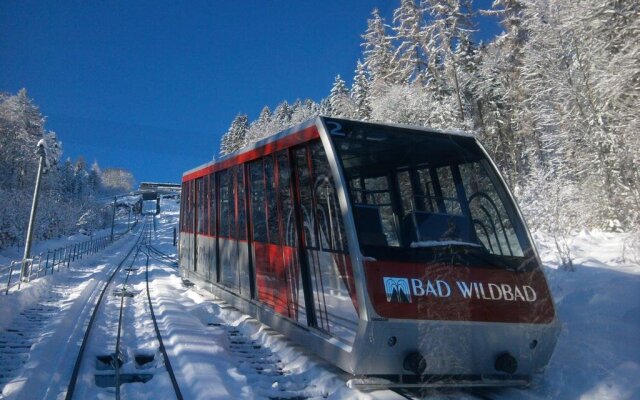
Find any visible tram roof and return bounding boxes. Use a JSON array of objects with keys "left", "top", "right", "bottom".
[{"left": 182, "top": 116, "right": 475, "bottom": 180}]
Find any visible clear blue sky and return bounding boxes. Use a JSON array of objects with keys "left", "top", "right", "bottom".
[{"left": 1, "top": 1, "right": 499, "bottom": 184}]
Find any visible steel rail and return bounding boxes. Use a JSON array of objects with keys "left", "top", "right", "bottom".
[
  {"left": 144, "top": 247, "right": 184, "bottom": 400},
  {"left": 114, "top": 242, "right": 143, "bottom": 400},
  {"left": 64, "top": 221, "right": 147, "bottom": 400}
]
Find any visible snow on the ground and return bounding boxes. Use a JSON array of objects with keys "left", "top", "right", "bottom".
[
  {"left": 1, "top": 198, "right": 638, "bottom": 399},
  {"left": 522, "top": 231, "right": 640, "bottom": 400}
]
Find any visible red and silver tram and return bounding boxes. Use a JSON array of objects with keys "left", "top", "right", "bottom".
[{"left": 179, "top": 117, "right": 559, "bottom": 387}]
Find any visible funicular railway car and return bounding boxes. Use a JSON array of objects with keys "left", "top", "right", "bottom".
[{"left": 179, "top": 117, "right": 559, "bottom": 388}]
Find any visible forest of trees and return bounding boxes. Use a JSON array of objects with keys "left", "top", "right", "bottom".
[
  {"left": 219, "top": 0, "right": 639, "bottom": 236},
  {"left": 0, "top": 89, "right": 136, "bottom": 249}
]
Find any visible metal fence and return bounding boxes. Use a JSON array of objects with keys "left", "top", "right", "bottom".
[{"left": 1, "top": 220, "right": 138, "bottom": 295}]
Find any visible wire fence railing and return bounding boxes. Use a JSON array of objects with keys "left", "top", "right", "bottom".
[{"left": 1, "top": 220, "right": 139, "bottom": 295}]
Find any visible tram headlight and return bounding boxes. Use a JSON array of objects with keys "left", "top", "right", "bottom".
[{"left": 403, "top": 351, "right": 427, "bottom": 375}]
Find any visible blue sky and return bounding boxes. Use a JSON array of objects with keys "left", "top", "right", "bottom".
[{"left": 1, "top": 1, "right": 499, "bottom": 184}]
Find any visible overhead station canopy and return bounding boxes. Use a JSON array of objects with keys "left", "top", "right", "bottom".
[{"left": 139, "top": 182, "right": 181, "bottom": 193}]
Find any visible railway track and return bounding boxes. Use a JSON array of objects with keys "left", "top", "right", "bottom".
[{"left": 65, "top": 217, "right": 183, "bottom": 399}]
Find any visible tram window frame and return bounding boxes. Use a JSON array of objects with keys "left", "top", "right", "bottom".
[
  {"left": 277, "top": 150, "right": 295, "bottom": 246},
  {"left": 264, "top": 155, "right": 280, "bottom": 245},
  {"left": 186, "top": 180, "right": 194, "bottom": 233},
  {"left": 249, "top": 159, "right": 268, "bottom": 243},
  {"left": 218, "top": 169, "right": 231, "bottom": 238},
  {"left": 308, "top": 141, "right": 348, "bottom": 253},
  {"left": 295, "top": 146, "right": 316, "bottom": 249},
  {"left": 209, "top": 173, "right": 216, "bottom": 236},
  {"left": 180, "top": 182, "right": 186, "bottom": 231},
  {"left": 236, "top": 165, "right": 247, "bottom": 241}
]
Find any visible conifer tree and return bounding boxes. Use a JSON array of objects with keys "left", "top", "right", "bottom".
[
  {"left": 421, "top": 0, "right": 475, "bottom": 123},
  {"left": 328, "top": 75, "right": 354, "bottom": 117},
  {"left": 362, "top": 9, "right": 399, "bottom": 95},
  {"left": 273, "top": 101, "right": 293, "bottom": 128},
  {"left": 392, "top": 0, "right": 427, "bottom": 84},
  {"left": 352, "top": 60, "right": 372, "bottom": 120},
  {"left": 220, "top": 113, "right": 249, "bottom": 155}
]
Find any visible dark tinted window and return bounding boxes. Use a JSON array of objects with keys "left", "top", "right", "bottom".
[
  {"left": 249, "top": 160, "right": 267, "bottom": 243},
  {"left": 236, "top": 165, "right": 246, "bottom": 240},
  {"left": 277, "top": 151, "right": 296, "bottom": 246},
  {"left": 295, "top": 146, "right": 315, "bottom": 248},
  {"left": 264, "top": 155, "right": 280, "bottom": 244},
  {"left": 209, "top": 173, "right": 216, "bottom": 236},
  {"left": 219, "top": 169, "right": 230, "bottom": 237},
  {"left": 328, "top": 118, "right": 531, "bottom": 265}
]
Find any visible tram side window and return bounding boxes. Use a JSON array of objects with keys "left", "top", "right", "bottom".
[
  {"left": 249, "top": 160, "right": 268, "bottom": 243},
  {"left": 459, "top": 162, "right": 524, "bottom": 257},
  {"left": 310, "top": 142, "right": 347, "bottom": 252},
  {"left": 264, "top": 156, "right": 280, "bottom": 244},
  {"left": 197, "top": 177, "right": 206, "bottom": 234},
  {"left": 277, "top": 151, "right": 296, "bottom": 246},
  {"left": 295, "top": 147, "right": 316, "bottom": 248},
  {"left": 180, "top": 182, "right": 186, "bottom": 231},
  {"left": 209, "top": 173, "right": 216, "bottom": 236},
  {"left": 235, "top": 165, "right": 247, "bottom": 241},
  {"left": 294, "top": 142, "right": 347, "bottom": 252},
  {"left": 219, "top": 169, "right": 231, "bottom": 238},
  {"left": 186, "top": 181, "right": 193, "bottom": 232}
]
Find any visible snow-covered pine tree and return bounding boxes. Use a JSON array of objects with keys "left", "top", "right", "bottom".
[
  {"left": 290, "top": 99, "right": 319, "bottom": 124},
  {"left": 473, "top": 0, "right": 535, "bottom": 189},
  {"left": 87, "top": 160, "right": 102, "bottom": 195},
  {"left": 351, "top": 60, "right": 372, "bottom": 120},
  {"left": 328, "top": 75, "right": 355, "bottom": 118},
  {"left": 246, "top": 106, "right": 272, "bottom": 143},
  {"left": 420, "top": 0, "right": 475, "bottom": 124},
  {"left": 219, "top": 131, "right": 233, "bottom": 156},
  {"left": 362, "top": 9, "right": 400, "bottom": 97},
  {"left": 220, "top": 113, "right": 249, "bottom": 155},
  {"left": 392, "top": 0, "right": 427, "bottom": 84},
  {"left": 272, "top": 101, "right": 293, "bottom": 131}
]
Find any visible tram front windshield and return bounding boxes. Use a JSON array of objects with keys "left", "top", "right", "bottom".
[{"left": 328, "top": 119, "right": 536, "bottom": 270}]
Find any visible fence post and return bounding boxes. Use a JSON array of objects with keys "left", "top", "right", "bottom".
[
  {"left": 44, "top": 250, "right": 50, "bottom": 276},
  {"left": 37, "top": 253, "right": 43, "bottom": 277},
  {"left": 6, "top": 262, "right": 15, "bottom": 294}
]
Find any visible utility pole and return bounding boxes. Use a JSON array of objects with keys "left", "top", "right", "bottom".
[
  {"left": 110, "top": 197, "right": 117, "bottom": 241},
  {"left": 21, "top": 140, "right": 48, "bottom": 281}
]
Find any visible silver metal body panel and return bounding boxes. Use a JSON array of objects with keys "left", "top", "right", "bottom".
[{"left": 350, "top": 319, "right": 559, "bottom": 376}]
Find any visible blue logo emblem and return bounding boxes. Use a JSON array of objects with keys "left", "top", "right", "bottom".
[{"left": 383, "top": 277, "right": 412, "bottom": 303}]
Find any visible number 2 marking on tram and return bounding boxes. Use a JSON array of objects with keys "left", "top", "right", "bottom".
[{"left": 327, "top": 121, "right": 346, "bottom": 136}]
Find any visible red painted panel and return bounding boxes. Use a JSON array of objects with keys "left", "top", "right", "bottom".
[
  {"left": 254, "top": 242, "right": 291, "bottom": 316},
  {"left": 365, "top": 260, "right": 555, "bottom": 324},
  {"left": 183, "top": 126, "right": 320, "bottom": 182}
]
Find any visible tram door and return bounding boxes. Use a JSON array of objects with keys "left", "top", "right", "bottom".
[
  {"left": 248, "top": 154, "right": 305, "bottom": 320},
  {"left": 218, "top": 166, "right": 249, "bottom": 295},
  {"left": 292, "top": 141, "right": 359, "bottom": 345}
]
